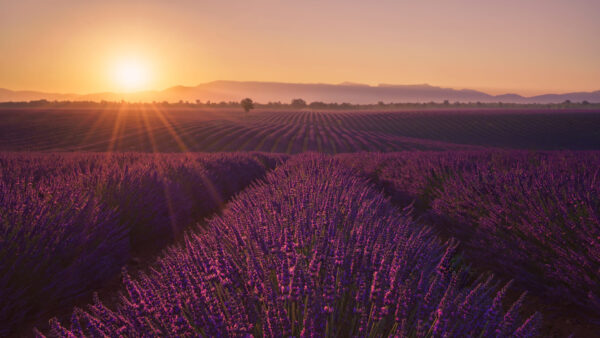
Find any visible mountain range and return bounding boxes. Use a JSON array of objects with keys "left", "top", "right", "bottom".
[{"left": 1, "top": 81, "right": 599, "bottom": 104}]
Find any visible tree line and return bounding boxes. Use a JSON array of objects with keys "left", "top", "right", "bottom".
[{"left": 1, "top": 98, "right": 599, "bottom": 110}]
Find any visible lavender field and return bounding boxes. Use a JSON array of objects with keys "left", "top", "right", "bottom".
[
  {"left": 2, "top": 108, "right": 600, "bottom": 152},
  {"left": 1, "top": 108, "right": 600, "bottom": 337}
]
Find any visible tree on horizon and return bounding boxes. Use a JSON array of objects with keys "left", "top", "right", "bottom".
[
  {"left": 291, "top": 98, "right": 307, "bottom": 108},
  {"left": 241, "top": 98, "right": 254, "bottom": 113}
]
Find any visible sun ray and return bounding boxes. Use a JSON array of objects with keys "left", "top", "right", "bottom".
[
  {"left": 146, "top": 104, "right": 228, "bottom": 208},
  {"left": 78, "top": 106, "right": 114, "bottom": 150},
  {"left": 106, "top": 103, "right": 127, "bottom": 152},
  {"left": 150, "top": 104, "right": 189, "bottom": 152},
  {"left": 141, "top": 105, "right": 159, "bottom": 153}
]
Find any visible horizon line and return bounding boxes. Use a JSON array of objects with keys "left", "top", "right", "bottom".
[{"left": 2, "top": 80, "right": 599, "bottom": 99}]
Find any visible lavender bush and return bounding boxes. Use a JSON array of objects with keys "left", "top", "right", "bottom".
[
  {"left": 0, "top": 152, "right": 283, "bottom": 336},
  {"left": 341, "top": 151, "right": 600, "bottom": 318},
  {"left": 44, "top": 155, "right": 539, "bottom": 337},
  {"left": 431, "top": 152, "right": 600, "bottom": 314}
]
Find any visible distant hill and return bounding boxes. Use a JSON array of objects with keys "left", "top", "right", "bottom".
[
  {"left": 1, "top": 81, "right": 599, "bottom": 104},
  {"left": 0, "top": 88, "right": 78, "bottom": 102}
]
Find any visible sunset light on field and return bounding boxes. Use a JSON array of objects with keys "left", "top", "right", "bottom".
[{"left": 2, "top": 0, "right": 600, "bottom": 336}]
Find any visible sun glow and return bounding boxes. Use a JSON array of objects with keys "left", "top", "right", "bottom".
[{"left": 112, "top": 58, "right": 151, "bottom": 92}]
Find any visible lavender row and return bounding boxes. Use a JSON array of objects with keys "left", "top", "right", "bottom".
[
  {"left": 0, "top": 152, "right": 284, "bottom": 336},
  {"left": 45, "top": 155, "right": 539, "bottom": 337},
  {"left": 431, "top": 152, "right": 600, "bottom": 315},
  {"left": 340, "top": 151, "right": 600, "bottom": 318}
]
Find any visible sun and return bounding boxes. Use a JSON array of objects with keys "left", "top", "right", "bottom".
[{"left": 112, "top": 58, "right": 151, "bottom": 92}]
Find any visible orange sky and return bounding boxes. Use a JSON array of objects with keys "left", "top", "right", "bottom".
[{"left": 1, "top": 0, "right": 599, "bottom": 96}]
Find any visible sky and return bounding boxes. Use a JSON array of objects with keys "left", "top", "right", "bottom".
[{"left": 1, "top": 0, "right": 599, "bottom": 96}]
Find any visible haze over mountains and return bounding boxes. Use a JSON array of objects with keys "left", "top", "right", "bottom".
[{"left": 1, "top": 81, "right": 599, "bottom": 104}]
